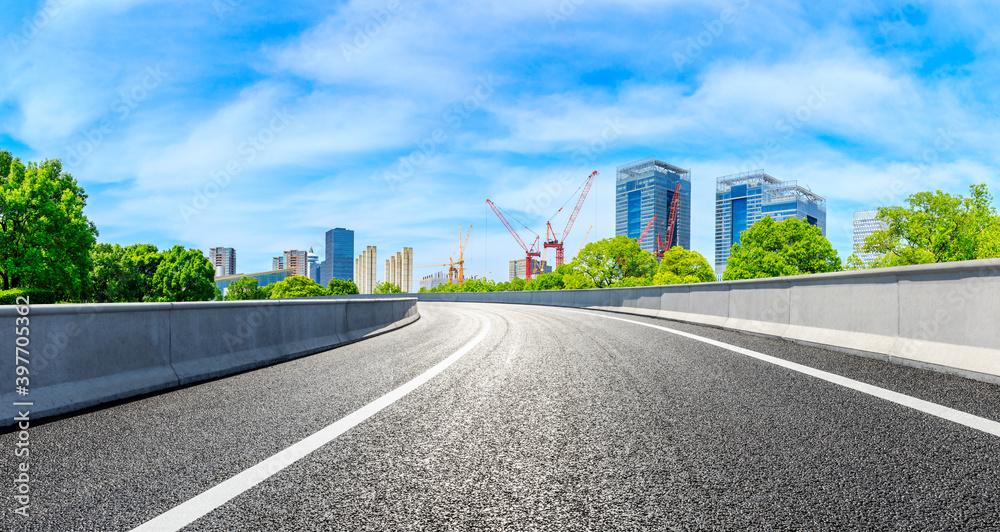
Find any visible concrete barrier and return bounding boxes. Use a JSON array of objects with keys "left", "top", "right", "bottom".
[
  {"left": 411, "top": 259, "right": 1000, "bottom": 383},
  {"left": 1, "top": 297, "right": 417, "bottom": 424}
]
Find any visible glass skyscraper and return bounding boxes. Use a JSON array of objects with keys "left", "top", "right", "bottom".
[
  {"left": 322, "top": 228, "right": 355, "bottom": 286},
  {"left": 715, "top": 170, "right": 827, "bottom": 279},
  {"left": 853, "top": 210, "right": 886, "bottom": 265},
  {"left": 615, "top": 157, "right": 691, "bottom": 255}
]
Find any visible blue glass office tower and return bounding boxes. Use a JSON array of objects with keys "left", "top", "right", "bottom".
[
  {"left": 321, "top": 228, "right": 355, "bottom": 286},
  {"left": 615, "top": 157, "right": 691, "bottom": 255},
  {"left": 715, "top": 170, "right": 827, "bottom": 279}
]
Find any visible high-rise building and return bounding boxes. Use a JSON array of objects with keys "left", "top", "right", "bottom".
[
  {"left": 208, "top": 247, "right": 236, "bottom": 278},
  {"left": 278, "top": 250, "right": 308, "bottom": 277},
  {"left": 307, "top": 247, "right": 321, "bottom": 284},
  {"left": 384, "top": 247, "right": 414, "bottom": 292},
  {"left": 715, "top": 170, "right": 827, "bottom": 279},
  {"left": 615, "top": 157, "right": 692, "bottom": 255},
  {"left": 509, "top": 258, "right": 550, "bottom": 281},
  {"left": 354, "top": 246, "right": 377, "bottom": 294},
  {"left": 322, "top": 228, "right": 355, "bottom": 286},
  {"left": 853, "top": 210, "right": 887, "bottom": 265}
]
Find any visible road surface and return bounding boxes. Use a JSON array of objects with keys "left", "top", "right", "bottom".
[{"left": 2, "top": 302, "right": 999, "bottom": 530}]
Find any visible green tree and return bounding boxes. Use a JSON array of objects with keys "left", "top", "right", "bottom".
[
  {"left": 861, "top": 184, "right": 1000, "bottom": 265},
  {"left": 724, "top": 216, "right": 841, "bottom": 280},
  {"left": 0, "top": 151, "right": 98, "bottom": 301},
  {"left": 327, "top": 278, "right": 360, "bottom": 295},
  {"left": 269, "top": 275, "right": 328, "bottom": 298},
  {"left": 225, "top": 276, "right": 271, "bottom": 301},
  {"left": 89, "top": 243, "right": 145, "bottom": 302},
  {"left": 525, "top": 272, "right": 564, "bottom": 291},
  {"left": 373, "top": 281, "right": 404, "bottom": 294},
  {"left": 653, "top": 246, "right": 717, "bottom": 285},
  {"left": 124, "top": 243, "right": 162, "bottom": 299},
  {"left": 573, "top": 236, "right": 657, "bottom": 288},
  {"left": 610, "top": 276, "right": 654, "bottom": 287},
  {"left": 152, "top": 245, "right": 218, "bottom": 301}
]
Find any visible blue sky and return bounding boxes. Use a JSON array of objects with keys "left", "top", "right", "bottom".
[{"left": 2, "top": 0, "right": 998, "bottom": 282}]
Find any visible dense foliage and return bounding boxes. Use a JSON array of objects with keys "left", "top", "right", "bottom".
[
  {"left": 327, "top": 278, "right": 360, "bottom": 295},
  {"left": 848, "top": 184, "right": 1000, "bottom": 268},
  {"left": 152, "top": 246, "right": 220, "bottom": 302},
  {"left": 654, "top": 246, "right": 717, "bottom": 284},
  {"left": 268, "top": 275, "right": 328, "bottom": 298},
  {"left": 0, "top": 150, "right": 98, "bottom": 301},
  {"left": 723, "top": 217, "right": 841, "bottom": 280},
  {"left": 574, "top": 235, "right": 657, "bottom": 288},
  {"left": 373, "top": 282, "right": 404, "bottom": 294},
  {"left": 225, "top": 276, "right": 272, "bottom": 301}
]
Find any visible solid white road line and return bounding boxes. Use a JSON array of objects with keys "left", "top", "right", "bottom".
[
  {"left": 130, "top": 317, "right": 492, "bottom": 532},
  {"left": 574, "top": 310, "right": 1000, "bottom": 439}
]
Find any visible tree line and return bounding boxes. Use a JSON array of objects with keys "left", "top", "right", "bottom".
[
  {"left": 3, "top": 148, "right": 996, "bottom": 302},
  {"left": 1, "top": 150, "right": 225, "bottom": 304},
  {"left": 424, "top": 183, "right": 1000, "bottom": 292}
]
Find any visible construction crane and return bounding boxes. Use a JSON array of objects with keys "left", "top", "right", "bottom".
[
  {"left": 637, "top": 214, "right": 657, "bottom": 247},
  {"left": 415, "top": 258, "right": 459, "bottom": 285},
  {"left": 543, "top": 171, "right": 597, "bottom": 268},
  {"left": 486, "top": 199, "right": 542, "bottom": 281},
  {"left": 415, "top": 224, "right": 473, "bottom": 284},
  {"left": 456, "top": 224, "right": 471, "bottom": 284},
  {"left": 654, "top": 183, "right": 682, "bottom": 259},
  {"left": 578, "top": 225, "right": 593, "bottom": 254}
]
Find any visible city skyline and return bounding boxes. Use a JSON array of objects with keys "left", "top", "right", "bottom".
[{"left": 2, "top": 2, "right": 998, "bottom": 281}]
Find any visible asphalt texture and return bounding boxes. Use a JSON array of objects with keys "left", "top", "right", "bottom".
[{"left": 2, "top": 302, "right": 999, "bottom": 531}]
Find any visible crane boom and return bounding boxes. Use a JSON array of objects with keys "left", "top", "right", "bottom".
[
  {"left": 561, "top": 171, "right": 597, "bottom": 242},
  {"left": 486, "top": 199, "right": 530, "bottom": 252},
  {"left": 487, "top": 199, "right": 541, "bottom": 280},
  {"left": 578, "top": 224, "right": 593, "bottom": 253},
  {"left": 664, "top": 183, "right": 681, "bottom": 250},
  {"left": 638, "top": 214, "right": 657, "bottom": 246}
]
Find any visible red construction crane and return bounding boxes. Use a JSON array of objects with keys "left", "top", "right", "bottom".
[
  {"left": 544, "top": 171, "right": 598, "bottom": 267},
  {"left": 637, "top": 214, "right": 657, "bottom": 247},
  {"left": 655, "top": 183, "right": 682, "bottom": 259},
  {"left": 486, "top": 199, "right": 542, "bottom": 281}
]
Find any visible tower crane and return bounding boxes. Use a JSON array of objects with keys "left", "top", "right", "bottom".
[
  {"left": 578, "top": 225, "right": 593, "bottom": 254},
  {"left": 543, "top": 171, "right": 597, "bottom": 268},
  {"left": 415, "top": 224, "right": 473, "bottom": 284},
  {"left": 637, "top": 214, "right": 657, "bottom": 247},
  {"left": 654, "top": 183, "right": 682, "bottom": 259},
  {"left": 486, "top": 199, "right": 542, "bottom": 281}
]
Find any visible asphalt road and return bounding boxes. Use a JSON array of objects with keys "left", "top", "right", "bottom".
[{"left": 2, "top": 302, "right": 1000, "bottom": 531}]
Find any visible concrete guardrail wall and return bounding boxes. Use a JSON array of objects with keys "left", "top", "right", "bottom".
[
  {"left": 1, "top": 297, "right": 418, "bottom": 425},
  {"left": 414, "top": 259, "right": 1000, "bottom": 384}
]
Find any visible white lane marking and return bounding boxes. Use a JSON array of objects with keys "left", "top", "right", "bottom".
[
  {"left": 130, "top": 317, "right": 492, "bottom": 532},
  {"left": 571, "top": 310, "right": 1000, "bottom": 439}
]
